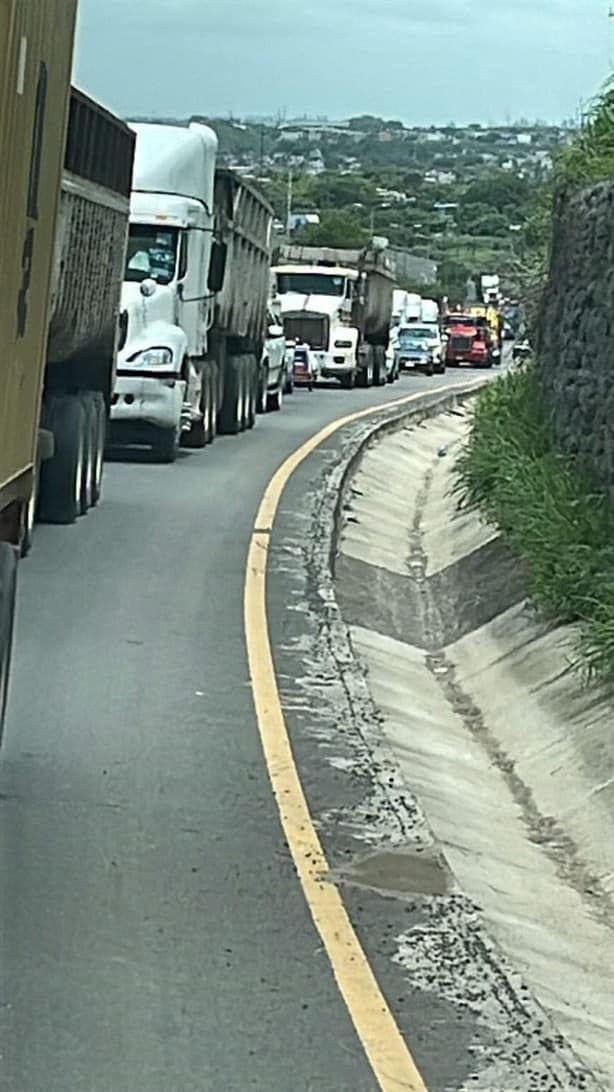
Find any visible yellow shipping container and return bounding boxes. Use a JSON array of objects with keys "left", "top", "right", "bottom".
[{"left": 0, "top": 0, "right": 77, "bottom": 533}]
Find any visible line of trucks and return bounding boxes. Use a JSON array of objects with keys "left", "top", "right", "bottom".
[
  {"left": 390, "top": 280, "right": 508, "bottom": 373},
  {"left": 0, "top": 0, "right": 397, "bottom": 741}
]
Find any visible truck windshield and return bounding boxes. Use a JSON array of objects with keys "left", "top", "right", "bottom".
[
  {"left": 400, "top": 327, "right": 432, "bottom": 340},
  {"left": 277, "top": 272, "right": 346, "bottom": 296},
  {"left": 125, "top": 225, "right": 179, "bottom": 285}
]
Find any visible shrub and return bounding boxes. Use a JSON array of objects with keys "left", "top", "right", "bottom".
[{"left": 455, "top": 367, "right": 614, "bottom": 681}]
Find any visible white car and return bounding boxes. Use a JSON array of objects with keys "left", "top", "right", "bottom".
[
  {"left": 259, "top": 304, "right": 287, "bottom": 412},
  {"left": 394, "top": 323, "right": 445, "bottom": 375}
]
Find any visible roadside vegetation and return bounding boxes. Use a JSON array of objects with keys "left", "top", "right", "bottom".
[
  {"left": 456, "top": 368, "right": 614, "bottom": 683},
  {"left": 455, "top": 81, "right": 614, "bottom": 685}
]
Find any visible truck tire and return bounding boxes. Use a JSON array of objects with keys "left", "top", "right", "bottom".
[
  {"left": 374, "top": 347, "right": 387, "bottom": 386},
  {"left": 267, "top": 376, "right": 283, "bottom": 411},
  {"left": 38, "top": 394, "right": 87, "bottom": 524},
  {"left": 340, "top": 371, "right": 355, "bottom": 389},
  {"left": 257, "top": 363, "right": 269, "bottom": 414},
  {"left": 356, "top": 348, "right": 372, "bottom": 388},
  {"left": 219, "top": 356, "right": 242, "bottom": 435},
  {"left": 91, "top": 393, "right": 107, "bottom": 506},
  {"left": 182, "top": 368, "right": 210, "bottom": 449},
  {"left": 241, "top": 357, "right": 251, "bottom": 431},
  {"left": 79, "top": 392, "right": 100, "bottom": 514},
  {"left": 245, "top": 355, "right": 257, "bottom": 429},
  {"left": 208, "top": 364, "right": 218, "bottom": 443},
  {"left": 0, "top": 542, "right": 17, "bottom": 748},
  {"left": 152, "top": 425, "right": 180, "bottom": 462}
]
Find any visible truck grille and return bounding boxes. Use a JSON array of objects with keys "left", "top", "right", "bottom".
[
  {"left": 450, "top": 335, "right": 472, "bottom": 351},
  {"left": 283, "top": 314, "right": 329, "bottom": 351}
]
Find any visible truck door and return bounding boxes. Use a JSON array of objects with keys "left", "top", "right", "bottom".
[{"left": 177, "top": 227, "right": 209, "bottom": 358}]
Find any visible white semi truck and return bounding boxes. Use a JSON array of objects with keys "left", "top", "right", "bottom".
[
  {"left": 110, "top": 123, "right": 275, "bottom": 459},
  {"left": 273, "top": 244, "right": 396, "bottom": 389}
]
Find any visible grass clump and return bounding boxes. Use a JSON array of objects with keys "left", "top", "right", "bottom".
[{"left": 455, "top": 367, "right": 614, "bottom": 683}]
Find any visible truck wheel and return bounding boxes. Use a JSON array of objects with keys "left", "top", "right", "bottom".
[
  {"left": 182, "top": 371, "right": 209, "bottom": 449},
  {"left": 356, "top": 350, "right": 372, "bottom": 388},
  {"left": 38, "top": 394, "right": 86, "bottom": 524},
  {"left": 257, "top": 363, "right": 269, "bottom": 414},
  {"left": 245, "top": 356, "right": 257, "bottom": 429},
  {"left": 79, "top": 393, "right": 100, "bottom": 514},
  {"left": 375, "top": 347, "right": 387, "bottom": 386},
  {"left": 340, "top": 372, "right": 355, "bottom": 389},
  {"left": 0, "top": 542, "right": 17, "bottom": 748},
  {"left": 153, "top": 426, "right": 180, "bottom": 462},
  {"left": 267, "top": 378, "right": 283, "bottom": 411},
  {"left": 219, "top": 357, "right": 242, "bottom": 435},
  {"left": 91, "top": 393, "right": 107, "bottom": 506},
  {"left": 202, "top": 370, "right": 213, "bottom": 443},
  {"left": 238, "top": 357, "right": 248, "bottom": 432},
  {"left": 284, "top": 367, "right": 295, "bottom": 395},
  {"left": 208, "top": 364, "right": 218, "bottom": 443}
]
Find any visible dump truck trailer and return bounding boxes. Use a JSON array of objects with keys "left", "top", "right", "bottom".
[{"left": 0, "top": 3, "right": 134, "bottom": 742}]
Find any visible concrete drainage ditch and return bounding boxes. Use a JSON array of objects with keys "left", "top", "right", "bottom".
[{"left": 334, "top": 405, "right": 614, "bottom": 1088}]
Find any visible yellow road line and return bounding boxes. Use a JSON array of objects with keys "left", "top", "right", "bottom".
[{"left": 244, "top": 381, "right": 485, "bottom": 1091}]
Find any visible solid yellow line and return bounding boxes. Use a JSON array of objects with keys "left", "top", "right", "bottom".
[{"left": 244, "top": 381, "right": 485, "bottom": 1091}]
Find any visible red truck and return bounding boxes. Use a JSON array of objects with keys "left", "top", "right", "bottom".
[{"left": 443, "top": 313, "right": 494, "bottom": 368}]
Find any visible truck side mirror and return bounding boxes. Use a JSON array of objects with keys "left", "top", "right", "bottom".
[{"left": 208, "top": 240, "right": 227, "bottom": 294}]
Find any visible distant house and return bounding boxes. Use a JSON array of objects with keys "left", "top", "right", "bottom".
[
  {"left": 424, "top": 169, "right": 456, "bottom": 185},
  {"left": 289, "top": 212, "right": 320, "bottom": 231}
]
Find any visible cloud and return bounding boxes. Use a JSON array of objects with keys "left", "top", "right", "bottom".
[{"left": 73, "top": 0, "right": 613, "bottom": 125}]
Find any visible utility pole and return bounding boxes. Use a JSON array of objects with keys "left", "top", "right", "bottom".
[{"left": 286, "top": 169, "right": 293, "bottom": 240}]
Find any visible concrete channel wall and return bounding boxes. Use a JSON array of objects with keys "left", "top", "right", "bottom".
[
  {"left": 537, "top": 182, "right": 614, "bottom": 497},
  {"left": 335, "top": 406, "right": 614, "bottom": 1088}
]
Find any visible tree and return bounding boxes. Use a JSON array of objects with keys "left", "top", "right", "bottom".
[
  {"left": 311, "top": 172, "right": 377, "bottom": 209},
  {"left": 347, "top": 115, "right": 386, "bottom": 132},
  {"left": 295, "top": 210, "right": 370, "bottom": 248},
  {"left": 463, "top": 172, "right": 531, "bottom": 212}
]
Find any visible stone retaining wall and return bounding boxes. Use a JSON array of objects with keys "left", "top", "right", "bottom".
[{"left": 537, "top": 182, "right": 614, "bottom": 497}]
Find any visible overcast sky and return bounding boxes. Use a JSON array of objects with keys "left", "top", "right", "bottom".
[{"left": 74, "top": 1, "right": 613, "bottom": 125}]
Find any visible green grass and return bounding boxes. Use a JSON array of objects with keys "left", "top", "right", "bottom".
[{"left": 455, "top": 367, "right": 614, "bottom": 683}]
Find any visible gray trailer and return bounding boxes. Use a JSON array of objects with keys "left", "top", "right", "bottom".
[
  {"left": 38, "top": 89, "right": 135, "bottom": 525},
  {"left": 209, "top": 169, "right": 274, "bottom": 433}
]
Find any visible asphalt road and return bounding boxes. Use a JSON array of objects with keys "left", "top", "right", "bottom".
[{"left": 0, "top": 369, "right": 489, "bottom": 1092}]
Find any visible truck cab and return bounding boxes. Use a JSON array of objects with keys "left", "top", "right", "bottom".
[
  {"left": 443, "top": 313, "right": 494, "bottom": 368},
  {"left": 273, "top": 264, "right": 360, "bottom": 386}
]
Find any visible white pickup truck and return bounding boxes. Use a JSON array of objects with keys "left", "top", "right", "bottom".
[{"left": 260, "top": 297, "right": 287, "bottom": 412}]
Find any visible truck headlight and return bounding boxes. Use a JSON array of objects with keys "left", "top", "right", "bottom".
[{"left": 127, "top": 347, "right": 173, "bottom": 368}]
